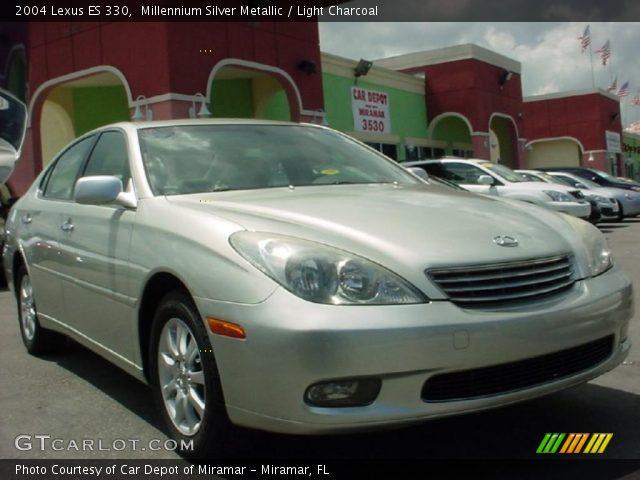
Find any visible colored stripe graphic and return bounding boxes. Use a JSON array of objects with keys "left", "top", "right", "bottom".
[{"left": 537, "top": 433, "right": 613, "bottom": 454}]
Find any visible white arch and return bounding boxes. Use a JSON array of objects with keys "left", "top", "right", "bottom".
[
  {"left": 206, "top": 58, "right": 307, "bottom": 116},
  {"left": 525, "top": 136, "right": 585, "bottom": 153},
  {"left": 488, "top": 112, "right": 520, "bottom": 140},
  {"left": 428, "top": 112, "right": 473, "bottom": 139},
  {"left": 27, "top": 65, "right": 133, "bottom": 127}
]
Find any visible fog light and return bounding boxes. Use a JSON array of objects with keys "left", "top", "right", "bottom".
[{"left": 304, "top": 378, "right": 381, "bottom": 407}]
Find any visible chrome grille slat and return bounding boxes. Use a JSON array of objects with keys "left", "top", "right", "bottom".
[
  {"left": 428, "top": 254, "right": 575, "bottom": 307},
  {"left": 434, "top": 264, "right": 572, "bottom": 285},
  {"left": 443, "top": 269, "right": 573, "bottom": 293}
]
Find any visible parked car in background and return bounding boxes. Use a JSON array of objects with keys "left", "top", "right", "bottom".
[
  {"left": 538, "top": 166, "right": 640, "bottom": 192},
  {"left": 0, "top": 89, "right": 27, "bottom": 184},
  {"left": 2, "top": 121, "right": 633, "bottom": 457},
  {"left": 0, "top": 183, "right": 18, "bottom": 287},
  {"left": 515, "top": 169, "right": 617, "bottom": 223},
  {"left": 405, "top": 159, "right": 591, "bottom": 220},
  {"left": 546, "top": 171, "right": 640, "bottom": 220}
]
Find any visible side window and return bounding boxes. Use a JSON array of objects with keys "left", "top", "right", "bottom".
[
  {"left": 43, "top": 136, "right": 95, "bottom": 200},
  {"left": 439, "top": 163, "right": 487, "bottom": 185},
  {"left": 82, "top": 131, "right": 131, "bottom": 188}
]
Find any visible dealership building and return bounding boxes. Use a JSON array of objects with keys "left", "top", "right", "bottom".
[{"left": 0, "top": 21, "right": 635, "bottom": 195}]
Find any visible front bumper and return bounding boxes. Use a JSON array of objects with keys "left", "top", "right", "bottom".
[
  {"left": 195, "top": 264, "right": 633, "bottom": 434},
  {"left": 546, "top": 201, "right": 591, "bottom": 219},
  {"left": 619, "top": 196, "right": 640, "bottom": 217}
]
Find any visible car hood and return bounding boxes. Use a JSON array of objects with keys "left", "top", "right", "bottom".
[
  {"left": 166, "top": 184, "right": 580, "bottom": 298},
  {"left": 502, "top": 181, "right": 578, "bottom": 194}
]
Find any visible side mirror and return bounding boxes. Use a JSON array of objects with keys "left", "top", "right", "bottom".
[
  {"left": 478, "top": 174, "right": 495, "bottom": 186},
  {"left": 74, "top": 175, "right": 136, "bottom": 208},
  {"left": 407, "top": 167, "right": 429, "bottom": 181}
]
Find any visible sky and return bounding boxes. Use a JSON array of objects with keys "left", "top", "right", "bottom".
[{"left": 318, "top": 22, "right": 640, "bottom": 127}]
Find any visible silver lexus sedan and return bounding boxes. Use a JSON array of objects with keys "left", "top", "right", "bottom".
[{"left": 2, "top": 120, "right": 633, "bottom": 457}]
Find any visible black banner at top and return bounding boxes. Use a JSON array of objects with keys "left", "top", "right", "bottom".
[{"left": 2, "top": 0, "right": 640, "bottom": 22}]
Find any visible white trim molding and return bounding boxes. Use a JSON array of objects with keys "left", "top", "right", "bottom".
[
  {"left": 525, "top": 136, "right": 585, "bottom": 153},
  {"left": 207, "top": 58, "right": 306, "bottom": 115},
  {"left": 27, "top": 65, "right": 134, "bottom": 127},
  {"left": 428, "top": 112, "right": 473, "bottom": 139}
]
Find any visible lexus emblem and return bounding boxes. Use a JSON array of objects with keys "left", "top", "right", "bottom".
[{"left": 493, "top": 235, "right": 519, "bottom": 247}]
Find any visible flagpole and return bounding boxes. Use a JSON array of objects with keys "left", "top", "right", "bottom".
[{"left": 589, "top": 44, "right": 595, "bottom": 88}]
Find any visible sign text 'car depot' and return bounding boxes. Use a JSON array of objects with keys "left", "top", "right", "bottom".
[{"left": 351, "top": 87, "right": 391, "bottom": 134}]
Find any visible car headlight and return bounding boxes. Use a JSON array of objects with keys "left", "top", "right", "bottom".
[
  {"left": 563, "top": 216, "right": 613, "bottom": 277},
  {"left": 543, "top": 190, "right": 575, "bottom": 202},
  {"left": 230, "top": 232, "right": 427, "bottom": 305},
  {"left": 591, "top": 195, "right": 606, "bottom": 203}
]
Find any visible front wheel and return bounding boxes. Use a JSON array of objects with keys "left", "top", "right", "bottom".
[
  {"left": 15, "top": 263, "right": 63, "bottom": 355},
  {"left": 149, "top": 291, "right": 231, "bottom": 458}
]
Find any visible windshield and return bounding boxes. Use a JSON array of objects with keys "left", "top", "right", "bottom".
[
  {"left": 0, "top": 90, "right": 27, "bottom": 151},
  {"left": 555, "top": 174, "right": 599, "bottom": 189},
  {"left": 138, "top": 124, "right": 419, "bottom": 195},
  {"left": 480, "top": 162, "right": 524, "bottom": 182}
]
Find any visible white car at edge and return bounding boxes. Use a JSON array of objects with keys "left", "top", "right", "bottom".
[{"left": 405, "top": 158, "right": 591, "bottom": 220}]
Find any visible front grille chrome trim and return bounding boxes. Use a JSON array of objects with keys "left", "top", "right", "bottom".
[{"left": 427, "top": 254, "right": 575, "bottom": 307}]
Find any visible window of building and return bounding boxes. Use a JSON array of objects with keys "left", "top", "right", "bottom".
[{"left": 365, "top": 142, "right": 398, "bottom": 160}]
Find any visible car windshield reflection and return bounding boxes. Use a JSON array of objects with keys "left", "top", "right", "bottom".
[{"left": 138, "top": 125, "right": 417, "bottom": 195}]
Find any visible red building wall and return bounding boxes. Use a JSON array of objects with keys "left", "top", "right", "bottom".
[
  {"left": 3, "top": 21, "right": 325, "bottom": 194},
  {"left": 523, "top": 92, "right": 623, "bottom": 171},
  {"left": 402, "top": 59, "right": 524, "bottom": 134}
]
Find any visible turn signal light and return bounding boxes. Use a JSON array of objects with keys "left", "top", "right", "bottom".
[{"left": 207, "top": 318, "right": 246, "bottom": 339}]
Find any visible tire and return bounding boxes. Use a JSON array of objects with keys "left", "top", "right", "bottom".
[
  {"left": 15, "top": 263, "right": 63, "bottom": 355},
  {"left": 615, "top": 201, "right": 624, "bottom": 222},
  {"left": 149, "top": 291, "right": 232, "bottom": 459}
]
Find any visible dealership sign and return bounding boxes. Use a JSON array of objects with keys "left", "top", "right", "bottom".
[
  {"left": 351, "top": 87, "right": 391, "bottom": 134},
  {"left": 605, "top": 130, "right": 622, "bottom": 154}
]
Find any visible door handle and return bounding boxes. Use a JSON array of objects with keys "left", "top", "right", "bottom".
[
  {"left": 21, "top": 214, "right": 32, "bottom": 224},
  {"left": 60, "top": 220, "right": 75, "bottom": 232}
]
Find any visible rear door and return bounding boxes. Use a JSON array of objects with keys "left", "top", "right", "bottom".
[{"left": 22, "top": 135, "right": 96, "bottom": 323}]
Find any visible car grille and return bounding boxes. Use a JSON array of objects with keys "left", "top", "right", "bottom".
[
  {"left": 421, "top": 335, "right": 614, "bottom": 402},
  {"left": 601, "top": 207, "right": 614, "bottom": 216},
  {"left": 569, "top": 190, "right": 585, "bottom": 200},
  {"left": 427, "top": 255, "right": 575, "bottom": 307}
]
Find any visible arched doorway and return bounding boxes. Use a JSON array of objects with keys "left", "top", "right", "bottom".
[
  {"left": 38, "top": 71, "right": 130, "bottom": 166},
  {"left": 526, "top": 138, "right": 582, "bottom": 169},
  {"left": 429, "top": 113, "right": 473, "bottom": 158},
  {"left": 489, "top": 114, "right": 518, "bottom": 168},
  {"left": 208, "top": 61, "right": 298, "bottom": 121}
]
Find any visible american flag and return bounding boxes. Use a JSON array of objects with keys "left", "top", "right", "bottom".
[
  {"left": 595, "top": 40, "right": 611, "bottom": 65},
  {"left": 617, "top": 81, "right": 629, "bottom": 97},
  {"left": 579, "top": 25, "right": 591, "bottom": 52},
  {"left": 607, "top": 77, "right": 618, "bottom": 92}
]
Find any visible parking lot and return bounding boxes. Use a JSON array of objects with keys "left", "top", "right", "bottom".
[{"left": 0, "top": 218, "right": 639, "bottom": 464}]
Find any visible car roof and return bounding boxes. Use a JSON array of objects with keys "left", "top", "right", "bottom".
[{"left": 79, "top": 118, "right": 325, "bottom": 137}]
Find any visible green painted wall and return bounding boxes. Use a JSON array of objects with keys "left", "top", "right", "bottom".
[
  {"left": 261, "top": 90, "right": 290, "bottom": 121},
  {"left": 72, "top": 86, "right": 129, "bottom": 136},
  {"left": 432, "top": 117, "right": 471, "bottom": 143},
  {"left": 322, "top": 72, "right": 428, "bottom": 161},
  {"left": 210, "top": 79, "right": 254, "bottom": 118},
  {"left": 623, "top": 132, "right": 640, "bottom": 181}
]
